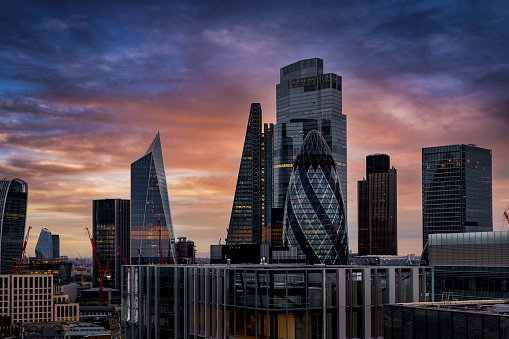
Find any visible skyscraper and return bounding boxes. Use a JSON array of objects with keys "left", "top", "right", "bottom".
[
  {"left": 274, "top": 58, "right": 346, "bottom": 213},
  {"left": 358, "top": 154, "right": 397, "bottom": 255},
  {"left": 0, "top": 178, "right": 28, "bottom": 274},
  {"left": 226, "top": 104, "right": 273, "bottom": 245},
  {"left": 422, "top": 144, "right": 492, "bottom": 247},
  {"left": 131, "top": 132, "right": 176, "bottom": 264},
  {"left": 283, "top": 130, "right": 348, "bottom": 265},
  {"left": 93, "top": 199, "right": 130, "bottom": 289},
  {"left": 52, "top": 234, "right": 60, "bottom": 259},
  {"left": 35, "top": 228, "right": 53, "bottom": 259}
]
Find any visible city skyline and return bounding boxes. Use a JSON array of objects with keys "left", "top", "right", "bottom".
[{"left": 1, "top": 1, "right": 508, "bottom": 257}]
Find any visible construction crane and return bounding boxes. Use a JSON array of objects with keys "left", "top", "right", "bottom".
[
  {"left": 117, "top": 246, "right": 127, "bottom": 266},
  {"left": 86, "top": 227, "right": 109, "bottom": 305},
  {"left": 11, "top": 225, "right": 32, "bottom": 274},
  {"left": 504, "top": 205, "right": 509, "bottom": 227}
]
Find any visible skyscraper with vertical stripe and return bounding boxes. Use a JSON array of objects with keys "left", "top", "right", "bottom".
[{"left": 226, "top": 104, "right": 273, "bottom": 245}]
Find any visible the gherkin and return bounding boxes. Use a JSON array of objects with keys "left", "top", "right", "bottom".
[{"left": 283, "top": 130, "right": 348, "bottom": 265}]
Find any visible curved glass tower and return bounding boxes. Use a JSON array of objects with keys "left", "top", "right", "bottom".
[
  {"left": 35, "top": 228, "right": 53, "bottom": 259},
  {"left": 131, "top": 132, "right": 175, "bottom": 264},
  {"left": 0, "top": 178, "right": 28, "bottom": 273},
  {"left": 283, "top": 130, "right": 348, "bottom": 265}
]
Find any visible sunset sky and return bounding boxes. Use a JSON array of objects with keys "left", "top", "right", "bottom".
[{"left": 1, "top": 0, "right": 508, "bottom": 258}]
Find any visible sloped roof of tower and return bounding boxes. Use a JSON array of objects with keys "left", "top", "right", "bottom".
[
  {"left": 145, "top": 131, "right": 161, "bottom": 155},
  {"left": 294, "top": 130, "right": 335, "bottom": 168}
]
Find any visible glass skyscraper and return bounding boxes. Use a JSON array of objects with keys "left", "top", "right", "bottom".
[
  {"left": 0, "top": 178, "right": 28, "bottom": 274},
  {"left": 93, "top": 198, "right": 130, "bottom": 289},
  {"left": 35, "top": 228, "right": 53, "bottom": 259},
  {"left": 131, "top": 133, "right": 175, "bottom": 264},
  {"left": 358, "top": 154, "right": 397, "bottom": 255},
  {"left": 283, "top": 130, "right": 348, "bottom": 265},
  {"left": 422, "top": 144, "right": 492, "bottom": 247},
  {"left": 226, "top": 104, "right": 274, "bottom": 245},
  {"left": 274, "top": 58, "right": 346, "bottom": 214}
]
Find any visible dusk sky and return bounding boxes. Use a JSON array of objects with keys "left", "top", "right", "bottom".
[{"left": 1, "top": 0, "right": 508, "bottom": 257}]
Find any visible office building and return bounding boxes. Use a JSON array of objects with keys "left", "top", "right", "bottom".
[
  {"left": 384, "top": 299, "right": 509, "bottom": 338},
  {"left": 92, "top": 199, "right": 130, "bottom": 290},
  {"left": 422, "top": 144, "right": 492, "bottom": 247},
  {"left": 283, "top": 130, "right": 348, "bottom": 265},
  {"left": 428, "top": 231, "right": 509, "bottom": 299},
  {"left": 0, "top": 178, "right": 28, "bottom": 274},
  {"left": 358, "top": 154, "right": 397, "bottom": 255},
  {"left": 226, "top": 104, "right": 273, "bottom": 245},
  {"left": 35, "top": 228, "right": 53, "bottom": 259},
  {"left": 6, "top": 275, "right": 53, "bottom": 323},
  {"left": 274, "top": 58, "right": 346, "bottom": 213},
  {"left": 19, "top": 257, "right": 72, "bottom": 286},
  {"left": 52, "top": 234, "right": 60, "bottom": 259},
  {"left": 131, "top": 132, "right": 175, "bottom": 264},
  {"left": 122, "top": 264, "right": 432, "bottom": 339}
]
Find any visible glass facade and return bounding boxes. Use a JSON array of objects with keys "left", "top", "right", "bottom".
[
  {"left": 422, "top": 144, "right": 492, "bottom": 248},
  {"left": 358, "top": 154, "right": 397, "bottom": 255},
  {"left": 93, "top": 199, "right": 130, "bottom": 289},
  {"left": 35, "top": 228, "right": 53, "bottom": 259},
  {"left": 274, "top": 58, "right": 347, "bottom": 215},
  {"left": 131, "top": 133, "right": 175, "bottom": 264},
  {"left": 0, "top": 178, "right": 28, "bottom": 274},
  {"left": 283, "top": 130, "right": 348, "bottom": 265},
  {"left": 122, "top": 264, "right": 432, "bottom": 339},
  {"left": 384, "top": 301, "right": 509, "bottom": 339},
  {"left": 227, "top": 104, "right": 273, "bottom": 245}
]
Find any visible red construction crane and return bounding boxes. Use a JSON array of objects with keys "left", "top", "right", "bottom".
[
  {"left": 11, "top": 225, "right": 32, "bottom": 274},
  {"left": 504, "top": 205, "right": 509, "bottom": 227},
  {"left": 158, "top": 218, "right": 164, "bottom": 265},
  {"left": 86, "top": 227, "right": 108, "bottom": 305},
  {"left": 117, "top": 246, "right": 127, "bottom": 266}
]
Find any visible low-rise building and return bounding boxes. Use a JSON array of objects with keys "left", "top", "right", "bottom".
[
  {"left": 122, "top": 264, "right": 433, "bottom": 339},
  {"left": 383, "top": 299, "right": 509, "bottom": 338},
  {"left": 54, "top": 293, "right": 79, "bottom": 321}
]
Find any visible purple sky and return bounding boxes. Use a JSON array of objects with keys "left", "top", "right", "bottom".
[{"left": 1, "top": 0, "right": 508, "bottom": 257}]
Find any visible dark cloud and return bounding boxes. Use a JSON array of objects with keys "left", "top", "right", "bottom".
[{"left": 2, "top": 0, "right": 508, "bottom": 255}]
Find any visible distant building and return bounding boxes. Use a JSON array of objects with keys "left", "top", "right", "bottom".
[
  {"left": 19, "top": 257, "right": 72, "bottom": 286},
  {"left": 0, "top": 178, "right": 28, "bottom": 274},
  {"left": 274, "top": 58, "right": 347, "bottom": 214},
  {"left": 358, "top": 154, "right": 397, "bottom": 255},
  {"left": 269, "top": 207, "right": 284, "bottom": 246},
  {"left": 122, "top": 264, "right": 433, "bottom": 339},
  {"left": 92, "top": 199, "right": 130, "bottom": 290},
  {"left": 35, "top": 228, "right": 53, "bottom": 259},
  {"left": 175, "top": 237, "right": 195, "bottom": 264},
  {"left": 52, "top": 234, "right": 60, "bottom": 259},
  {"left": 131, "top": 132, "right": 176, "bottom": 264},
  {"left": 283, "top": 130, "right": 348, "bottom": 265},
  {"left": 422, "top": 144, "right": 492, "bottom": 248},
  {"left": 226, "top": 104, "right": 273, "bottom": 245}
]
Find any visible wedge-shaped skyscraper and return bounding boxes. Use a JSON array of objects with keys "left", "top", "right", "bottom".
[
  {"left": 226, "top": 104, "right": 273, "bottom": 245},
  {"left": 283, "top": 130, "right": 348, "bottom": 265},
  {"left": 131, "top": 132, "right": 175, "bottom": 264},
  {"left": 35, "top": 228, "right": 53, "bottom": 259},
  {"left": 0, "top": 178, "right": 28, "bottom": 273}
]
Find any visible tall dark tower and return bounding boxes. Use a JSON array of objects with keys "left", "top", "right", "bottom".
[
  {"left": 274, "top": 58, "right": 346, "bottom": 214},
  {"left": 93, "top": 199, "right": 130, "bottom": 289},
  {"left": 422, "top": 144, "right": 492, "bottom": 248},
  {"left": 0, "top": 178, "right": 28, "bottom": 274},
  {"left": 358, "top": 154, "right": 397, "bottom": 255},
  {"left": 226, "top": 104, "right": 273, "bottom": 245}
]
